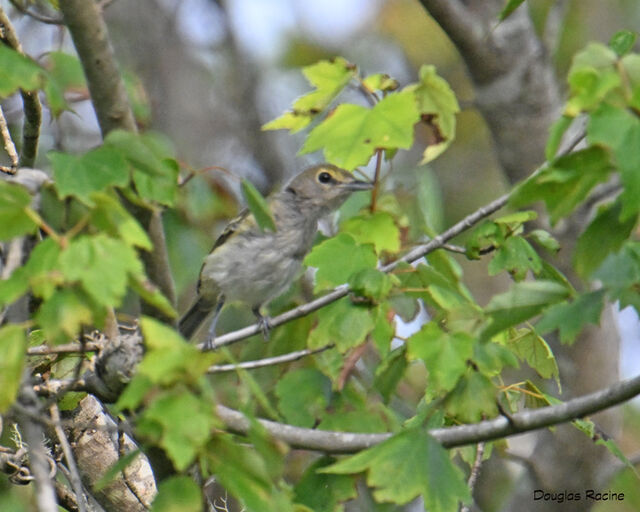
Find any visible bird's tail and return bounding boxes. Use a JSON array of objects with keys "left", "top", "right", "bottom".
[{"left": 178, "top": 297, "right": 213, "bottom": 340}]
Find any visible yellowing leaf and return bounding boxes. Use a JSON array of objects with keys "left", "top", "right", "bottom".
[
  {"left": 411, "top": 65, "right": 460, "bottom": 163},
  {"left": 263, "top": 57, "right": 356, "bottom": 133},
  {"left": 301, "top": 91, "right": 420, "bottom": 170}
]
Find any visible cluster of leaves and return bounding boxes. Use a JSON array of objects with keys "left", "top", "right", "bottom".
[{"left": 0, "top": 48, "right": 176, "bottom": 411}]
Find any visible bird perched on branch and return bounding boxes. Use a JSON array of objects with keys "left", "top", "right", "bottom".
[{"left": 179, "top": 164, "right": 373, "bottom": 349}]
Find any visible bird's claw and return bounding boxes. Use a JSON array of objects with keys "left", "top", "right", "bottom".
[{"left": 253, "top": 309, "right": 271, "bottom": 341}]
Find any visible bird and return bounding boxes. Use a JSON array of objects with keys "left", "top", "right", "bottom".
[{"left": 178, "top": 163, "right": 373, "bottom": 349}]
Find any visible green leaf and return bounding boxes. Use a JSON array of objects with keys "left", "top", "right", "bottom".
[
  {"left": 341, "top": 211, "right": 400, "bottom": 254},
  {"left": 138, "top": 317, "right": 214, "bottom": 386},
  {"left": 151, "top": 476, "right": 201, "bottom": 512},
  {"left": 318, "top": 408, "right": 389, "bottom": 434},
  {"left": 263, "top": 57, "right": 356, "bottom": 133},
  {"left": 444, "top": 372, "right": 498, "bottom": 422},
  {"left": 411, "top": 65, "right": 460, "bottom": 163},
  {"left": 130, "top": 277, "right": 178, "bottom": 320},
  {"left": 206, "top": 434, "right": 295, "bottom": 512},
  {"left": 305, "top": 233, "right": 377, "bottom": 291},
  {"left": 362, "top": 73, "right": 399, "bottom": 93},
  {"left": 373, "top": 346, "right": 408, "bottom": 403},
  {"left": 609, "top": 30, "right": 637, "bottom": 57},
  {"left": 322, "top": 429, "right": 471, "bottom": 511},
  {"left": 473, "top": 341, "right": 519, "bottom": 376},
  {"left": 104, "top": 130, "right": 166, "bottom": 176},
  {"left": 545, "top": 115, "right": 573, "bottom": 161},
  {"left": 510, "top": 329, "right": 559, "bottom": 381},
  {"left": 482, "top": 281, "right": 570, "bottom": 341},
  {"left": 574, "top": 200, "right": 637, "bottom": 278},
  {"left": 0, "top": 325, "right": 26, "bottom": 412},
  {"left": 565, "top": 43, "right": 620, "bottom": 115},
  {"left": 348, "top": 268, "right": 395, "bottom": 303},
  {"left": 89, "top": 192, "right": 152, "bottom": 250},
  {"left": 536, "top": 289, "right": 605, "bottom": 344},
  {"left": 104, "top": 130, "right": 178, "bottom": 206},
  {"left": 294, "top": 456, "right": 357, "bottom": 512},
  {"left": 50, "top": 146, "right": 130, "bottom": 205},
  {"left": 488, "top": 236, "right": 542, "bottom": 281},
  {"left": 0, "top": 181, "right": 38, "bottom": 240},
  {"left": 301, "top": 90, "right": 420, "bottom": 170},
  {"left": 59, "top": 235, "right": 143, "bottom": 307},
  {"left": 407, "top": 323, "right": 473, "bottom": 393},
  {"left": 43, "top": 51, "right": 86, "bottom": 117},
  {"left": 498, "top": 0, "right": 526, "bottom": 21},
  {"left": 0, "top": 266, "right": 29, "bottom": 306},
  {"left": 370, "top": 303, "right": 394, "bottom": 358},
  {"left": 588, "top": 103, "right": 640, "bottom": 219},
  {"left": 275, "top": 368, "right": 331, "bottom": 427},
  {"left": 595, "top": 438, "right": 640, "bottom": 479},
  {"left": 308, "top": 297, "right": 375, "bottom": 353},
  {"left": 22, "top": 238, "right": 63, "bottom": 300},
  {"left": 35, "top": 289, "right": 94, "bottom": 344},
  {"left": 528, "top": 229, "right": 560, "bottom": 253},
  {"left": 241, "top": 179, "right": 276, "bottom": 232},
  {"left": 138, "top": 390, "right": 215, "bottom": 471},
  {"left": 510, "top": 146, "right": 612, "bottom": 224},
  {"left": 0, "top": 44, "right": 45, "bottom": 97}
]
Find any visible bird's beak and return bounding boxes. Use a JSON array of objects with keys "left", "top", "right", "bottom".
[{"left": 341, "top": 177, "right": 374, "bottom": 191}]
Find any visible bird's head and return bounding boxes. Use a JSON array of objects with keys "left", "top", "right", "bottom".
[{"left": 284, "top": 164, "right": 373, "bottom": 217}]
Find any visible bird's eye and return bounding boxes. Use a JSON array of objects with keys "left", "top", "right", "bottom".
[{"left": 318, "top": 171, "right": 332, "bottom": 184}]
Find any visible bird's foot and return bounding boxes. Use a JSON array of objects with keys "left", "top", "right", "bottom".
[
  {"left": 253, "top": 309, "right": 272, "bottom": 341},
  {"left": 204, "top": 334, "right": 216, "bottom": 351}
]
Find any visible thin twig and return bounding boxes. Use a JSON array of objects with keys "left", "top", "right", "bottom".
[
  {"left": 337, "top": 343, "right": 368, "bottom": 390},
  {"left": 50, "top": 404, "right": 87, "bottom": 512},
  {"left": 0, "top": 104, "right": 19, "bottom": 171},
  {"left": 27, "top": 342, "right": 102, "bottom": 356},
  {"left": 459, "top": 442, "right": 485, "bottom": 512},
  {"left": 207, "top": 345, "right": 333, "bottom": 373},
  {"left": 8, "top": 0, "right": 64, "bottom": 25}
]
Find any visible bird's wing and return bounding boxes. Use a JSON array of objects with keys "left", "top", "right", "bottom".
[{"left": 210, "top": 208, "right": 251, "bottom": 251}]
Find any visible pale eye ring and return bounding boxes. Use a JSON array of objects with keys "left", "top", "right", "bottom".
[{"left": 318, "top": 171, "right": 332, "bottom": 184}]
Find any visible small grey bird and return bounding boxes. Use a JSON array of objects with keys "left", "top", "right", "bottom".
[{"left": 179, "top": 164, "right": 373, "bottom": 348}]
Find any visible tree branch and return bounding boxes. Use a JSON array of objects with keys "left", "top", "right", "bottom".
[
  {"left": 59, "top": 0, "right": 176, "bottom": 317},
  {"left": 58, "top": 0, "right": 136, "bottom": 136},
  {"left": 216, "top": 372, "right": 640, "bottom": 453},
  {"left": 17, "top": 387, "right": 58, "bottom": 512},
  {"left": 0, "top": 104, "right": 19, "bottom": 171}
]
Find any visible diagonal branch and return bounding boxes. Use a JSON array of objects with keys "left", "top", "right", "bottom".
[
  {"left": 58, "top": 0, "right": 136, "bottom": 136},
  {"left": 216, "top": 372, "right": 640, "bottom": 453}
]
